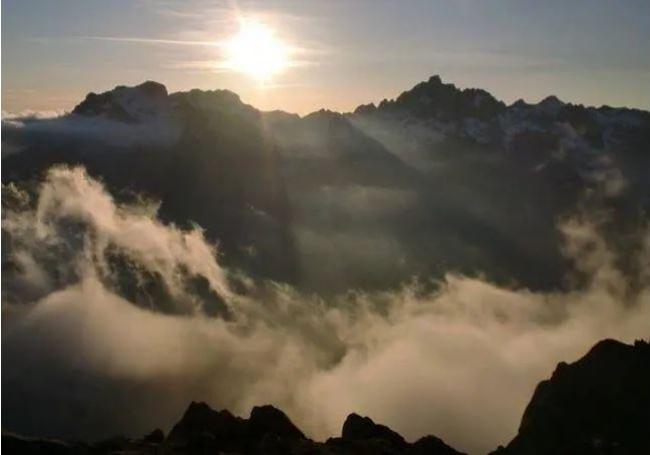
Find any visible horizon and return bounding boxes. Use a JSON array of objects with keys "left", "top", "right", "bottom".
[
  {"left": 7, "top": 73, "right": 650, "bottom": 120},
  {"left": 3, "top": 0, "right": 650, "bottom": 115}
]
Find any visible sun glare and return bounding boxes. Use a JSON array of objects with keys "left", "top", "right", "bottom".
[{"left": 223, "top": 19, "right": 290, "bottom": 82}]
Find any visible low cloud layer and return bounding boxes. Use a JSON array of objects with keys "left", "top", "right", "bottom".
[
  {"left": 2, "top": 167, "right": 649, "bottom": 454},
  {"left": 2, "top": 110, "right": 181, "bottom": 153}
]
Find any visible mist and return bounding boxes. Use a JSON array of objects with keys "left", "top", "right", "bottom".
[{"left": 3, "top": 166, "right": 649, "bottom": 454}]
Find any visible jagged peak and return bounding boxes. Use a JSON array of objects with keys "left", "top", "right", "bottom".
[
  {"left": 353, "top": 102, "right": 377, "bottom": 115},
  {"left": 72, "top": 80, "right": 171, "bottom": 122},
  {"left": 90, "top": 80, "right": 168, "bottom": 98},
  {"left": 355, "top": 74, "right": 506, "bottom": 121}
]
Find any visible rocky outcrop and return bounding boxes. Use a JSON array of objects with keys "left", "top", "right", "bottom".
[
  {"left": 326, "top": 412, "right": 409, "bottom": 454},
  {"left": 164, "top": 401, "right": 309, "bottom": 453},
  {"left": 325, "top": 413, "right": 464, "bottom": 454},
  {"left": 492, "top": 339, "right": 650, "bottom": 454},
  {"left": 1, "top": 402, "right": 463, "bottom": 454},
  {"left": 3, "top": 339, "right": 648, "bottom": 454},
  {"left": 162, "top": 402, "right": 464, "bottom": 454}
]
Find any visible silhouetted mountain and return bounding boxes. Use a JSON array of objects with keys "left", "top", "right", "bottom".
[
  {"left": 164, "top": 402, "right": 315, "bottom": 454},
  {"left": 359, "top": 75, "right": 506, "bottom": 122},
  {"left": 4, "top": 339, "right": 648, "bottom": 454},
  {"left": 2, "top": 401, "right": 463, "bottom": 454},
  {"left": 72, "top": 81, "right": 170, "bottom": 123},
  {"left": 354, "top": 75, "right": 650, "bottom": 150},
  {"left": 2, "top": 76, "right": 650, "bottom": 295},
  {"left": 492, "top": 339, "right": 650, "bottom": 454}
]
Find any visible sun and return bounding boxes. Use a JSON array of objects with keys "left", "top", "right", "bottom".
[{"left": 223, "top": 19, "right": 290, "bottom": 82}]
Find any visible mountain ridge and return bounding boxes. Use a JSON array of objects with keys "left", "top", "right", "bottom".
[
  {"left": 67, "top": 75, "right": 650, "bottom": 121},
  {"left": 64, "top": 75, "right": 650, "bottom": 158},
  {"left": 4, "top": 74, "right": 650, "bottom": 294}
]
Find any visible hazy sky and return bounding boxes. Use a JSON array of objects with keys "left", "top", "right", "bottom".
[{"left": 3, "top": 0, "right": 650, "bottom": 115}]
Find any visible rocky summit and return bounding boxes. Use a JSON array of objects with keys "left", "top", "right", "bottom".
[{"left": 3, "top": 339, "right": 648, "bottom": 454}]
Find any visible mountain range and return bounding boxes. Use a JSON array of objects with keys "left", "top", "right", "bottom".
[
  {"left": 2, "top": 76, "right": 650, "bottom": 454},
  {"left": 4, "top": 76, "right": 650, "bottom": 296}
]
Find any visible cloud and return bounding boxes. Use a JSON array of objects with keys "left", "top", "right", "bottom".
[
  {"left": 2, "top": 109, "right": 66, "bottom": 120},
  {"left": 2, "top": 110, "right": 181, "bottom": 149},
  {"left": 2, "top": 167, "right": 649, "bottom": 454},
  {"left": 78, "top": 36, "right": 219, "bottom": 47}
]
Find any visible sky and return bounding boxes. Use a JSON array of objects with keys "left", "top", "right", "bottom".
[{"left": 2, "top": 0, "right": 650, "bottom": 115}]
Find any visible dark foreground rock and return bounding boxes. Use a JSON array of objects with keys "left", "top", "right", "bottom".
[
  {"left": 1, "top": 432, "right": 88, "bottom": 454},
  {"left": 164, "top": 401, "right": 310, "bottom": 454},
  {"left": 1, "top": 403, "right": 464, "bottom": 455},
  {"left": 492, "top": 339, "right": 650, "bottom": 454},
  {"left": 3, "top": 339, "right": 648, "bottom": 454}
]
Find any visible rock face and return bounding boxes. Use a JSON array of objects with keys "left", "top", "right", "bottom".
[{"left": 492, "top": 339, "right": 650, "bottom": 454}]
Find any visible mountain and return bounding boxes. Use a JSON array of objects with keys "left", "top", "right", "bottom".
[
  {"left": 4, "top": 76, "right": 649, "bottom": 297},
  {"left": 353, "top": 75, "right": 650, "bottom": 150},
  {"left": 2, "top": 78, "right": 649, "bottom": 453},
  {"left": 3, "top": 339, "right": 647, "bottom": 454},
  {"left": 72, "top": 81, "right": 172, "bottom": 123},
  {"left": 355, "top": 75, "right": 507, "bottom": 124},
  {"left": 493, "top": 339, "right": 650, "bottom": 454}
]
